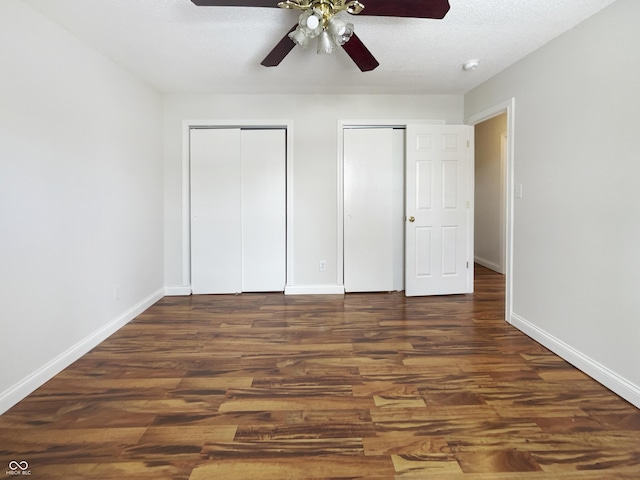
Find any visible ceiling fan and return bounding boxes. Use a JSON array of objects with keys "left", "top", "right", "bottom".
[{"left": 190, "top": 0, "right": 451, "bottom": 72}]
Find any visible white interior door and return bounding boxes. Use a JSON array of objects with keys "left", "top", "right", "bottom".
[
  {"left": 405, "top": 124, "right": 473, "bottom": 296},
  {"left": 190, "top": 128, "right": 286, "bottom": 294},
  {"left": 240, "top": 129, "right": 286, "bottom": 292},
  {"left": 190, "top": 128, "right": 242, "bottom": 294}
]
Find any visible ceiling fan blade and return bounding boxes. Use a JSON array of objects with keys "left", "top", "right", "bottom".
[
  {"left": 341, "top": 33, "right": 379, "bottom": 72},
  {"left": 261, "top": 25, "right": 298, "bottom": 67},
  {"left": 191, "top": 0, "right": 278, "bottom": 7},
  {"left": 357, "top": 0, "right": 450, "bottom": 19}
]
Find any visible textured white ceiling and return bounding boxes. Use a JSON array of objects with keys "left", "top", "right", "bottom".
[{"left": 22, "top": 0, "right": 617, "bottom": 94}]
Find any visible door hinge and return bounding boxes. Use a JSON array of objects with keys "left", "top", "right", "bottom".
[
  {"left": 466, "top": 200, "right": 469, "bottom": 209},
  {"left": 467, "top": 261, "right": 469, "bottom": 268},
  {"left": 467, "top": 140, "right": 470, "bottom": 148}
]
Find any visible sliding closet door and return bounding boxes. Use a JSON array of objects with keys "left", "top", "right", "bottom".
[
  {"left": 190, "top": 128, "right": 286, "bottom": 295},
  {"left": 241, "top": 129, "right": 286, "bottom": 292},
  {"left": 344, "top": 128, "right": 395, "bottom": 292},
  {"left": 190, "top": 128, "right": 242, "bottom": 294}
]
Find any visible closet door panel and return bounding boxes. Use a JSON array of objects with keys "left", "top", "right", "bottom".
[
  {"left": 241, "top": 129, "right": 286, "bottom": 292},
  {"left": 344, "top": 128, "right": 395, "bottom": 292},
  {"left": 190, "top": 128, "right": 242, "bottom": 294}
]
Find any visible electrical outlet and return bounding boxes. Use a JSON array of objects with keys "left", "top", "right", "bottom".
[
  {"left": 114, "top": 285, "right": 121, "bottom": 301},
  {"left": 319, "top": 260, "right": 326, "bottom": 271}
]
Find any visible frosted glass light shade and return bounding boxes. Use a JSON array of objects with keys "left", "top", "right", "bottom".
[
  {"left": 317, "top": 30, "right": 335, "bottom": 54},
  {"left": 298, "top": 9, "right": 323, "bottom": 38},
  {"left": 328, "top": 16, "right": 354, "bottom": 45},
  {"left": 289, "top": 27, "right": 311, "bottom": 48}
]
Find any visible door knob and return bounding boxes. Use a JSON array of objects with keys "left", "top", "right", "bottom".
[{"left": 408, "top": 216, "right": 415, "bottom": 223}]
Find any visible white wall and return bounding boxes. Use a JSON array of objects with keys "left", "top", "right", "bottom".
[
  {"left": 474, "top": 113, "right": 506, "bottom": 273},
  {"left": 163, "top": 94, "right": 463, "bottom": 292},
  {"left": 465, "top": 0, "right": 640, "bottom": 407},
  {"left": 0, "top": 0, "right": 164, "bottom": 413}
]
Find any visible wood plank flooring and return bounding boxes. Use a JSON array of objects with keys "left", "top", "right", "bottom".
[{"left": 1, "top": 266, "right": 639, "bottom": 479}]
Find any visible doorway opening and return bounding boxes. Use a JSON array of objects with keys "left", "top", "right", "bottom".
[
  {"left": 474, "top": 113, "right": 507, "bottom": 275},
  {"left": 465, "top": 98, "right": 515, "bottom": 322}
]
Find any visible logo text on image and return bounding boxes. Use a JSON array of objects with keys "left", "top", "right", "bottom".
[{"left": 6, "top": 461, "right": 31, "bottom": 476}]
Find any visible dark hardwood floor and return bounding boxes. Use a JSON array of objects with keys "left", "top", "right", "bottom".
[{"left": 1, "top": 265, "right": 639, "bottom": 479}]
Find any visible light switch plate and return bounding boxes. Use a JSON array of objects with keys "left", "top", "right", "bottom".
[{"left": 515, "top": 184, "right": 523, "bottom": 199}]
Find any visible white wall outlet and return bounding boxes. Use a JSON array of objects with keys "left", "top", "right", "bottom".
[
  {"left": 319, "top": 260, "right": 326, "bottom": 271},
  {"left": 114, "top": 285, "right": 121, "bottom": 301}
]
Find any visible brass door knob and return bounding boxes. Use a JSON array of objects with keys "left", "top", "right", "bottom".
[{"left": 408, "top": 216, "right": 415, "bottom": 223}]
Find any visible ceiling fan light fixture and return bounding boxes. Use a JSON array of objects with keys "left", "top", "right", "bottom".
[
  {"left": 317, "top": 30, "right": 335, "bottom": 54},
  {"left": 289, "top": 26, "right": 311, "bottom": 48},
  {"left": 328, "top": 16, "right": 346, "bottom": 36},
  {"left": 290, "top": 6, "right": 355, "bottom": 55},
  {"left": 298, "top": 9, "right": 323, "bottom": 38},
  {"left": 328, "top": 16, "right": 354, "bottom": 45}
]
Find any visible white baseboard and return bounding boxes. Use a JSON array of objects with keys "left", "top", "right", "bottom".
[
  {"left": 0, "top": 288, "right": 165, "bottom": 415},
  {"left": 474, "top": 255, "right": 503, "bottom": 274},
  {"left": 169, "top": 284, "right": 348, "bottom": 296},
  {"left": 165, "top": 286, "right": 192, "bottom": 296},
  {"left": 285, "top": 284, "right": 345, "bottom": 295},
  {"left": 511, "top": 312, "right": 640, "bottom": 409}
]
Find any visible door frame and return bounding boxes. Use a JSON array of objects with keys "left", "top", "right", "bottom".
[
  {"left": 337, "top": 119, "right": 445, "bottom": 290},
  {"left": 465, "top": 98, "right": 516, "bottom": 323},
  {"left": 499, "top": 131, "right": 508, "bottom": 274},
  {"left": 181, "top": 120, "right": 294, "bottom": 293}
]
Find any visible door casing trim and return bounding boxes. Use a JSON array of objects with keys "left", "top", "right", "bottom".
[{"left": 464, "top": 97, "right": 516, "bottom": 323}]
